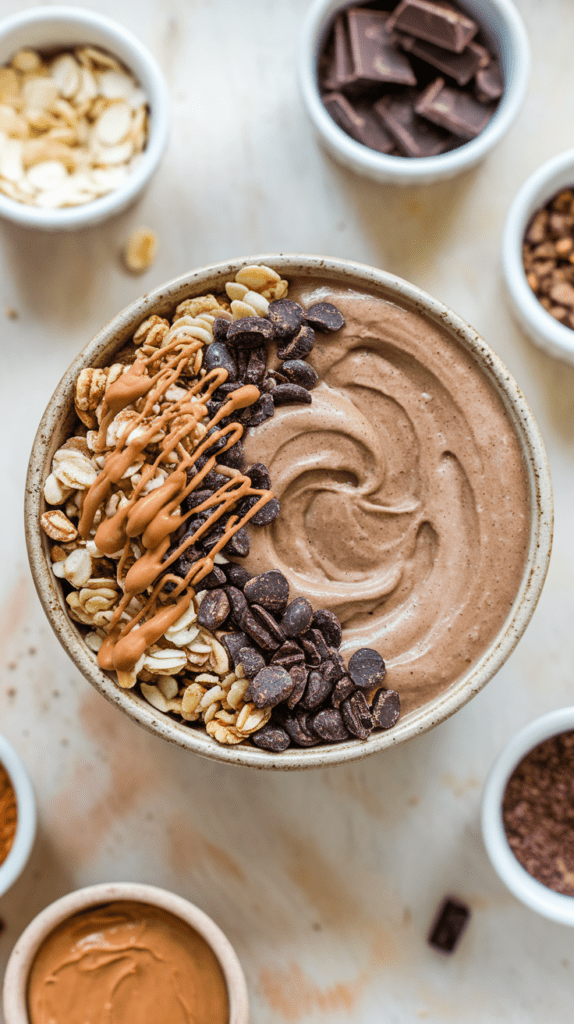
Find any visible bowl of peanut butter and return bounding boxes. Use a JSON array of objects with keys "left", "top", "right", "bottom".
[
  {"left": 2, "top": 882, "right": 248, "bottom": 1024},
  {"left": 25, "top": 255, "right": 553, "bottom": 769}
]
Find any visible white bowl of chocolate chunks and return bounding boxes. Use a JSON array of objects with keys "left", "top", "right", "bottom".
[
  {"left": 299, "top": 0, "right": 530, "bottom": 184},
  {"left": 25, "top": 255, "right": 552, "bottom": 769}
]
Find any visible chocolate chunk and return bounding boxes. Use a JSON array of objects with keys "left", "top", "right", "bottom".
[
  {"left": 241, "top": 607, "right": 281, "bottom": 651},
  {"left": 328, "top": 648, "right": 347, "bottom": 682},
  {"left": 202, "top": 426, "right": 229, "bottom": 458},
  {"left": 428, "top": 897, "right": 470, "bottom": 953},
  {"left": 250, "top": 496, "right": 281, "bottom": 526},
  {"left": 374, "top": 92, "right": 453, "bottom": 157},
  {"left": 272, "top": 383, "right": 313, "bottom": 406},
  {"left": 277, "top": 324, "right": 315, "bottom": 361},
  {"left": 245, "top": 462, "right": 271, "bottom": 491},
  {"left": 282, "top": 710, "right": 320, "bottom": 747},
  {"left": 371, "top": 688, "right": 401, "bottom": 729},
  {"left": 224, "top": 563, "right": 252, "bottom": 589},
  {"left": 299, "top": 634, "right": 321, "bottom": 667},
  {"left": 244, "top": 569, "right": 290, "bottom": 614},
  {"left": 311, "top": 609, "right": 342, "bottom": 649},
  {"left": 280, "top": 359, "right": 319, "bottom": 391},
  {"left": 181, "top": 488, "right": 213, "bottom": 515},
  {"left": 240, "top": 394, "right": 275, "bottom": 428},
  {"left": 341, "top": 690, "right": 374, "bottom": 740},
  {"left": 252, "top": 723, "right": 291, "bottom": 752},
  {"left": 304, "top": 627, "right": 331, "bottom": 663},
  {"left": 212, "top": 317, "right": 230, "bottom": 343},
  {"left": 387, "top": 0, "right": 478, "bottom": 54},
  {"left": 223, "top": 525, "right": 250, "bottom": 558},
  {"left": 267, "top": 299, "right": 305, "bottom": 339},
  {"left": 331, "top": 11, "right": 356, "bottom": 91},
  {"left": 312, "top": 708, "right": 350, "bottom": 742},
  {"left": 331, "top": 675, "right": 355, "bottom": 708},
  {"left": 226, "top": 315, "right": 275, "bottom": 349},
  {"left": 251, "top": 604, "right": 286, "bottom": 645},
  {"left": 245, "top": 346, "right": 267, "bottom": 386},
  {"left": 321, "top": 659, "right": 341, "bottom": 689},
  {"left": 281, "top": 597, "right": 314, "bottom": 637},
  {"left": 217, "top": 440, "right": 245, "bottom": 469},
  {"left": 299, "top": 667, "right": 333, "bottom": 711},
  {"left": 304, "top": 302, "right": 345, "bottom": 333},
  {"left": 347, "top": 8, "right": 416, "bottom": 87},
  {"left": 226, "top": 586, "right": 249, "bottom": 628},
  {"left": 247, "top": 666, "right": 294, "bottom": 708},
  {"left": 196, "top": 588, "right": 230, "bottom": 630},
  {"left": 271, "top": 640, "right": 305, "bottom": 668},
  {"left": 221, "top": 631, "right": 249, "bottom": 666},
  {"left": 415, "top": 77, "right": 493, "bottom": 139},
  {"left": 348, "top": 648, "right": 386, "bottom": 689},
  {"left": 322, "top": 90, "right": 397, "bottom": 154},
  {"left": 397, "top": 33, "right": 484, "bottom": 86},
  {"left": 475, "top": 62, "right": 503, "bottom": 103},
  {"left": 202, "top": 342, "right": 237, "bottom": 381},
  {"left": 287, "top": 663, "right": 308, "bottom": 708},
  {"left": 238, "top": 646, "right": 266, "bottom": 679},
  {"left": 200, "top": 565, "right": 227, "bottom": 589},
  {"left": 236, "top": 348, "right": 249, "bottom": 379}
]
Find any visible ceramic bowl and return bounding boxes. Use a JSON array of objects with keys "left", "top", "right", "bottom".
[
  {"left": 298, "top": 0, "right": 530, "bottom": 185},
  {"left": 25, "top": 254, "right": 553, "bottom": 770},
  {"left": 482, "top": 707, "right": 574, "bottom": 925},
  {"left": 502, "top": 148, "right": 574, "bottom": 364},
  {"left": 0, "top": 733, "right": 36, "bottom": 898},
  {"left": 0, "top": 6, "right": 169, "bottom": 231},
  {"left": 2, "top": 882, "right": 249, "bottom": 1023}
]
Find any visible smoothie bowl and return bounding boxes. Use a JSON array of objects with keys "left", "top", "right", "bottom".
[{"left": 25, "top": 255, "right": 553, "bottom": 769}]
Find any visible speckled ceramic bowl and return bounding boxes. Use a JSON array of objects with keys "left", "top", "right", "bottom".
[
  {"left": 2, "top": 882, "right": 248, "bottom": 1024},
  {"left": 25, "top": 255, "right": 553, "bottom": 770}
]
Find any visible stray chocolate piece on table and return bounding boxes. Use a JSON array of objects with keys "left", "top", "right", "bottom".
[{"left": 428, "top": 896, "right": 471, "bottom": 953}]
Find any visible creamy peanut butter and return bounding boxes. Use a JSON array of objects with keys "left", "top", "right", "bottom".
[
  {"left": 27, "top": 901, "right": 228, "bottom": 1024},
  {"left": 243, "top": 281, "right": 530, "bottom": 716}
]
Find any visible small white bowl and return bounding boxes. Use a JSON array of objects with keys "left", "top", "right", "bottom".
[
  {"left": 482, "top": 706, "right": 574, "bottom": 926},
  {"left": 0, "top": 6, "right": 169, "bottom": 231},
  {"left": 298, "top": 0, "right": 530, "bottom": 186},
  {"left": 0, "top": 733, "right": 36, "bottom": 899},
  {"left": 502, "top": 149, "right": 574, "bottom": 364},
  {"left": 2, "top": 882, "right": 249, "bottom": 1024}
]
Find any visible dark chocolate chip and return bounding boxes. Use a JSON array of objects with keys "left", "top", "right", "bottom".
[
  {"left": 303, "top": 627, "right": 331, "bottom": 663},
  {"left": 236, "top": 348, "right": 249, "bottom": 379},
  {"left": 299, "top": 667, "right": 333, "bottom": 710},
  {"left": 196, "top": 588, "right": 230, "bottom": 630},
  {"left": 331, "top": 675, "right": 355, "bottom": 708},
  {"left": 277, "top": 324, "right": 315, "bottom": 361},
  {"left": 245, "top": 345, "right": 267, "bottom": 386},
  {"left": 348, "top": 648, "right": 386, "bottom": 689},
  {"left": 304, "top": 302, "right": 345, "bottom": 333},
  {"left": 217, "top": 440, "right": 245, "bottom": 469},
  {"left": 281, "top": 597, "right": 314, "bottom": 637},
  {"left": 200, "top": 565, "right": 227, "bottom": 589},
  {"left": 251, "top": 604, "right": 286, "bottom": 645},
  {"left": 238, "top": 646, "right": 266, "bottom": 679},
  {"left": 224, "top": 563, "right": 252, "bottom": 589},
  {"left": 225, "top": 587, "right": 249, "bottom": 627},
  {"left": 241, "top": 606, "right": 281, "bottom": 651},
  {"left": 312, "top": 708, "right": 350, "bottom": 742},
  {"left": 247, "top": 666, "right": 294, "bottom": 708},
  {"left": 250, "top": 496, "right": 281, "bottom": 526},
  {"left": 282, "top": 710, "right": 320, "bottom": 747},
  {"left": 241, "top": 394, "right": 275, "bottom": 428},
  {"left": 427, "top": 897, "right": 471, "bottom": 954},
  {"left": 280, "top": 359, "right": 319, "bottom": 391},
  {"left": 202, "top": 342, "right": 237, "bottom": 381},
  {"left": 272, "top": 383, "right": 313, "bottom": 406},
  {"left": 371, "top": 688, "right": 401, "bottom": 729},
  {"left": 245, "top": 462, "right": 271, "bottom": 490},
  {"left": 321, "top": 659, "right": 341, "bottom": 689},
  {"left": 241, "top": 569, "right": 288, "bottom": 614},
  {"left": 327, "top": 648, "right": 346, "bottom": 681},
  {"left": 212, "top": 317, "right": 230, "bottom": 343},
  {"left": 312, "top": 609, "right": 342, "bottom": 649},
  {"left": 223, "top": 526, "right": 250, "bottom": 558},
  {"left": 341, "top": 690, "right": 374, "bottom": 740},
  {"left": 181, "top": 488, "right": 214, "bottom": 515},
  {"left": 287, "top": 663, "right": 308, "bottom": 708},
  {"left": 226, "top": 315, "right": 276, "bottom": 349},
  {"left": 252, "top": 723, "right": 291, "bottom": 752},
  {"left": 299, "top": 635, "right": 321, "bottom": 667},
  {"left": 267, "top": 299, "right": 305, "bottom": 339},
  {"left": 221, "top": 631, "right": 249, "bottom": 667},
  {"left": 270, "top": 640, "right": 305, "bottom": 668}
]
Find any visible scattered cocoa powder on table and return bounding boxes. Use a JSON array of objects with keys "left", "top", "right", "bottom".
[
  {"left": 502, "top": 730, "right": 574, "bottom": 896},
  {"left": 0, "top": 761, "right": 17, "bottom": 865}
]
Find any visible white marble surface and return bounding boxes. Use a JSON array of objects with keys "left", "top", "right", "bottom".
[{"left": 1, "top": 0, "right": 574, "bottom": 1020}]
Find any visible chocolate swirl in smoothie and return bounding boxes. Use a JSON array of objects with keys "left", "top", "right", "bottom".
[{"left": 242, "top": 281, "right": 530, "bottom": 716}]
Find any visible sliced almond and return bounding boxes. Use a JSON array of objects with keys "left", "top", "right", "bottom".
[
  {"left": 22, "top": 76, "right": 59, "bottom": 111},
  {"left": 94, "top": 99, "right": 131, "bottom": 146},
  {"left": 11, "top": 49, "right": 42, "bottom": 74},
  {"left": 123, "top": 226, "right": 157, "bottom": 273},
  {"left": 97, "top": 69, "right": 136, "bottom": 101},
  {"left": 0, "top": 68, "right": 18, "bottom": 100},
  {"left": 50, "top": 53, "right": 81, "bottom": 99},
  {"left": 0, "top": 105, "right": 28, "bottom": 138},
  {"left": 27, "top": 159, "right": 68, "bottom": 190},
  {"left": 92, "top": 138, "right": 133, "bottom": 166},
  {"left": 0, "top": 136, "right": 24, "bottom": 183},
  {"left": 75, "top": 67, "right": 98, "bottom": 105},
  {"left": 22, "top": 136, "right": 77, "bottom": 171},
  {"left": 76, "top": 47, "right": 121, "bottom": 72}
]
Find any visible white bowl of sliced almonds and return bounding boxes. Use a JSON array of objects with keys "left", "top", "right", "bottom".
[{"left": 0, "top": 6, "right": 169, "bottom": 230}]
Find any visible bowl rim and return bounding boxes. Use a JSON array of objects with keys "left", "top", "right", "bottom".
[
  {"left": 481, "top": 706, "right": 574, "bottom": 925},
  {"left": 24, "top": 253, "right": 553, "bottom": 770},
  {"left": 0, "top": 733, "right": 36, "bottom": 899},
  {"left": 2, "top": 881, "right": 249, "bottom": 1024},
  {"left": 297, "top": 0, "right": 530, "bottom": 184},
  {"left": 502, "top": 147, "right": 574, "bottom": 364},
  {"left": 0, "top": 5, "right": 169, "bottom": 231}
]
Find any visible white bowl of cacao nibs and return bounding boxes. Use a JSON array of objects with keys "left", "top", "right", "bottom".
[
  {"left": 502, "top": 149, "right": 574, "bottom": 364},
  {"left": 25, "top": 255, "right": 552, "bottom": 769},
  {"left": 299, "top": 0, "right": 529, "bottom": 185},
  {"left": 0, "top": 6, "right": 169, "bottom": 230}
]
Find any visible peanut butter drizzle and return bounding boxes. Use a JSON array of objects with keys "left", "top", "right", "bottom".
[{"left": 78, "top": 332, "right": 274, "bottom": 675}]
